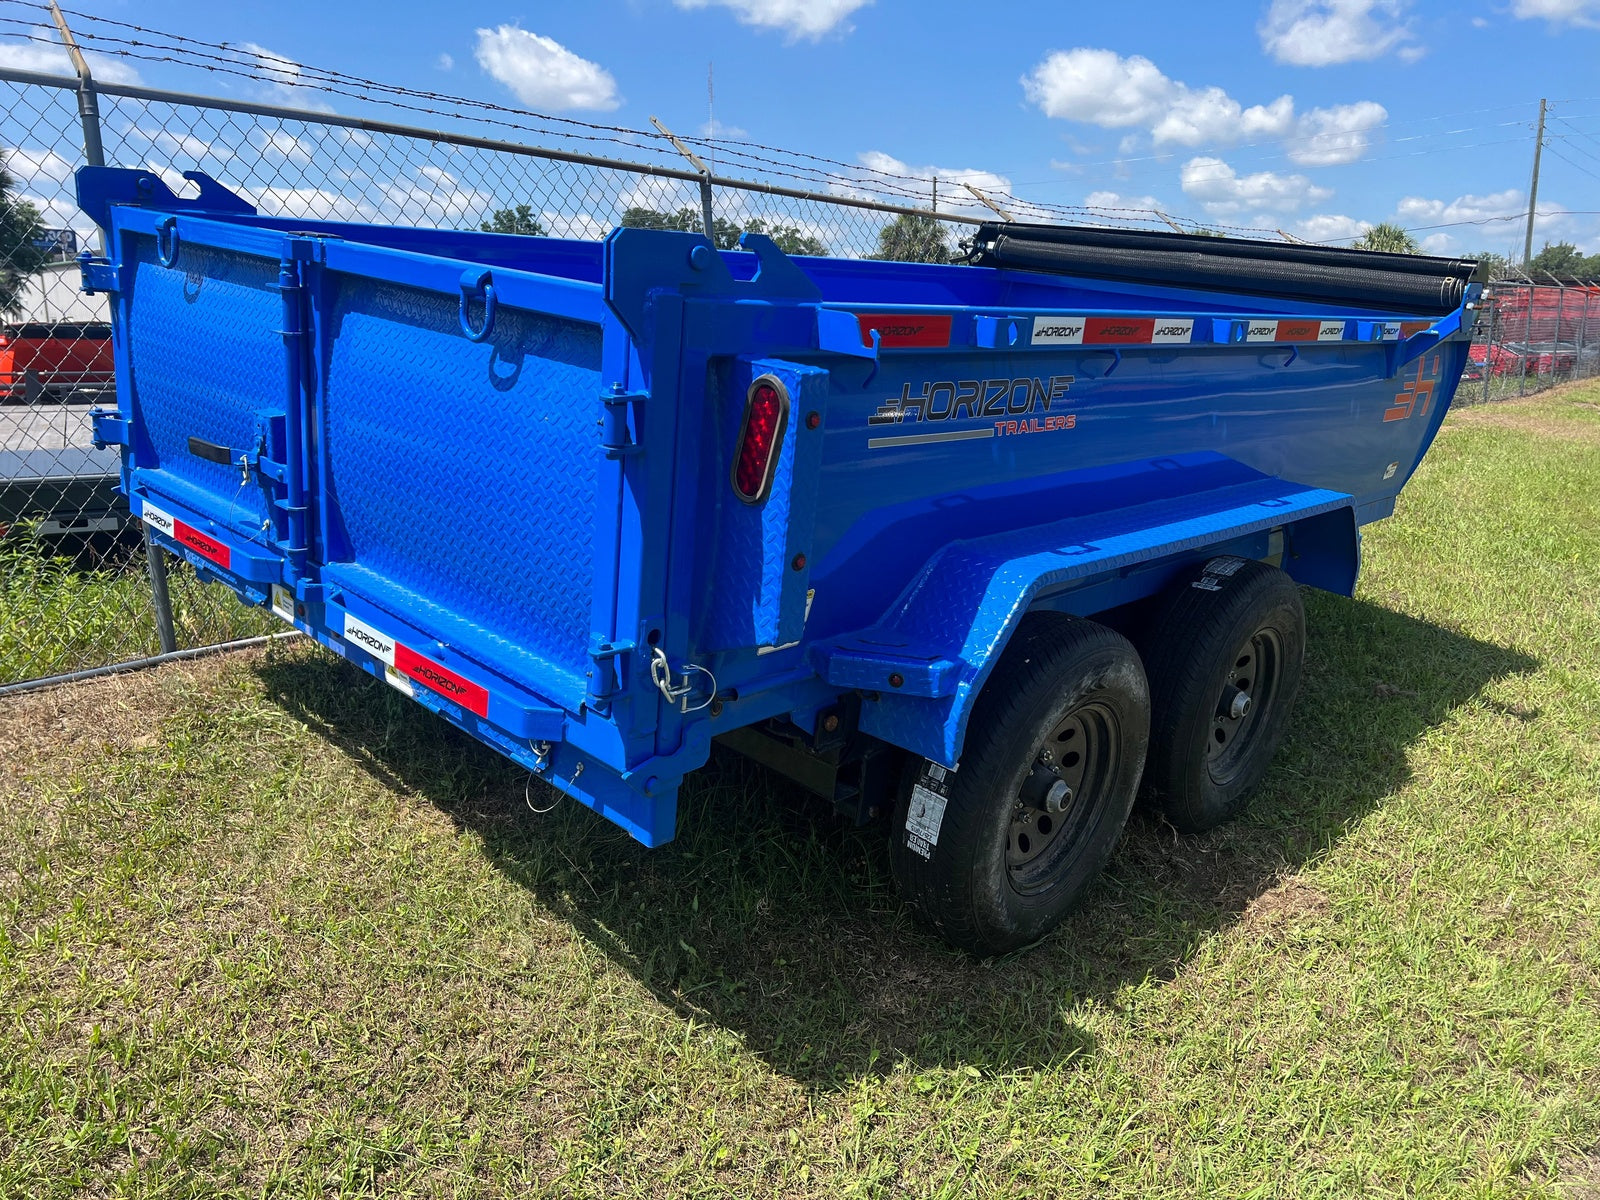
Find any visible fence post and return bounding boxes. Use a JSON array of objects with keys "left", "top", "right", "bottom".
[
  {"left": 1521, "top": 284, "right": 1534, "bottom": 398},
  {"left": 1481, "top": 288, "right": 1494, "bottom": 405},
  {"left": 1551, "top": 285, "right": 1566, "bottom": 387},
  {"left": 1578, "top": 288, "right": 1592, "bottom": 382},
  {"left": 51, "top": 2, "right": 180, "bottom": 654}
]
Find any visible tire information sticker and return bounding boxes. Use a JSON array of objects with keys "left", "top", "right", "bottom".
[{"left": 906, "top": 761, "right": 954, "bottom": 860}]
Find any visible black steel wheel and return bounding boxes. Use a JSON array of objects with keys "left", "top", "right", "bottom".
[
  {"left": 1139, "top": 558, "right": 1305, "bottom": 833},
  {"left": 889, "top": 614, "right": 1149, "bottom": 956}
]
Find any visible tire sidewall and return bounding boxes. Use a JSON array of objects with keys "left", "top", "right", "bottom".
[
  {"left": 959, "top": 642, "right": 1149, "bottom": 950},
  {"left": 1163, "top": 573, "right": 1305, "bottom": 825}
]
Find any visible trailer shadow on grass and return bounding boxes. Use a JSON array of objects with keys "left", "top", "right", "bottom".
[{"left": 257, "top": 590, "right": 1534, "bottom": 1091}]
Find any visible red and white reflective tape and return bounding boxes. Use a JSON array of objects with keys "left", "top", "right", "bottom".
[
  {"left": 1378, "top": 320, "right": 1433, "bottom": 341},
  {"left": 140, "top": 501, "right": 231, "bottom": 569},
  {"left": 342, "top": 612, "right": 490, "bottom": 717},
  {"left": 1243, "top": 319, "right": 1349, "bottom": 343}
]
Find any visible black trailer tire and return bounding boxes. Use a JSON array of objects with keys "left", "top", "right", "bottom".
[
  {"left": 889, "top": 615, "right": 1149, "bottom": 956},
  {"left": 1139, "top": 558, "right": 1305, "bottom": 833}
]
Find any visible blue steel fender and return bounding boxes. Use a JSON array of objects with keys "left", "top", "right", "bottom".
[{"left": 816, "top": 479, "right": 1359, "bottom": 767}]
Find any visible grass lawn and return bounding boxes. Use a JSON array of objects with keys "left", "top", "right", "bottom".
[{"left": 3, "top": 385, "right": 1599, "bottom": 1197}]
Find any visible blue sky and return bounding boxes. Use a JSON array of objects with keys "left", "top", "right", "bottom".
[{"left": 4, "top": 0, "right": 1599, "bottom": 256}]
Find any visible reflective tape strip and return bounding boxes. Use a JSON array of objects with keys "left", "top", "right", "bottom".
[
  {"left": 141, "top": 501, "right": 231, "bottom": 569},
  {"left": 394, "top": 644, "right": 490, "bottom": 717},
  {"left": 342, "top": 612, "right": 396, "bottom": 666},
  {"left": 1275, "top": 319, "right": 1321, "bottom": 342},
  {"left": 1030, "top": 317, "right": 1086, "bottom": 345},
  {"left": 1022, "top": 314, "right": 1420, "bottom": 347},
  {"left": 1084, "top": 316, "right": 1155, "bottom": 343},
  {"left": 340, "top": 610, "right": 489, "bottom": 717},
  {"left": 856, "top": 313, "right": 952, "bottom": 349}
]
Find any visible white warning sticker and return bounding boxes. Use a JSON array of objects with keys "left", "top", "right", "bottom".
[
  {"left": 384, "top": 663, "right": 415, "bottom": 697},
  {"left": 1192, "top": 555, "right": 1249, "bottom": 592},
  {"left": 269, "top": 584, "right": 294, "bottom": 624},
  {"left": 905, "top": 783, "right": 949, "bottom": 860}
]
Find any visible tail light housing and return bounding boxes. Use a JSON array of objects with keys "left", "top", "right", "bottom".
[{"left": 732, "top": 374, "right": 788, "bottom": 504}]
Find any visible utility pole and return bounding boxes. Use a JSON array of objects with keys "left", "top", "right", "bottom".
[{"left": 1523, "top": 98, "right": 1547, "bottom": 267}]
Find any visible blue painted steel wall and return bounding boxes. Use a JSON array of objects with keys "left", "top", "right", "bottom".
[{"left": 81, "top": 167, "right": 1475, "bottom": 847}]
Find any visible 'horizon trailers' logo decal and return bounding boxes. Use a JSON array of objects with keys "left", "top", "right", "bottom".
[
  {"left": 867, "top": 374, "right": 1076, "bottom": 449},
  {"left": 341, "top": 612, "right": 490, "bottom": 717}
]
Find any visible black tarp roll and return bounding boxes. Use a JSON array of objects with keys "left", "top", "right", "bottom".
[{"left": 971, "top": 223, "right": 1477, "bottom": 315}]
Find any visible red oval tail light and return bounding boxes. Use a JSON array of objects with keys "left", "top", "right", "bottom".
[{"left": 732, "top": 375, "right": 788, "bottom": 503}]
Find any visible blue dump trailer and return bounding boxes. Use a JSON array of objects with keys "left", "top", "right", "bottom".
[{"left": 77, "top": 167, "right": 1479, "bottom": 953}]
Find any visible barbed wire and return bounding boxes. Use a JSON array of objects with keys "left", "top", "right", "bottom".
[{"left": 0, "top": 0, "right": 1581, "bottom": 248}]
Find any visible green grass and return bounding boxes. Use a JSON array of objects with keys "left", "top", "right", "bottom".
[
  {"left": 3, "top": 385, "right": 1600, "bottom": 1197},
  {"left": 0, "top": 532, "right": 276, "bottom": 685}
]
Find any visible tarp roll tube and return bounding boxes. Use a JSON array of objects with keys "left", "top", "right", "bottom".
[{"left": 971, "top": 223, "right": 1477, "bottom": 315}]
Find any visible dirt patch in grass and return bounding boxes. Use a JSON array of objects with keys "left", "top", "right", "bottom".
[{"left": 0, "top": 648, "right": 263, "bottom": 786}]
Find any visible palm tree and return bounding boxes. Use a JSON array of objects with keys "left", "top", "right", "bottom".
[
  {"left": 1353, "top": 222, "right": 1419, "bottom": 254},
  {"left": 1, "top": 161, "right": 49, "bottom": 317}
]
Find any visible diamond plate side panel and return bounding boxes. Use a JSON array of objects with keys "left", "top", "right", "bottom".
[
  {"left": 127, "top": 239, "right": 281, "bottom": 528},
  {"left": 321, "top": 280, "right": 603, "bottom": 698}
]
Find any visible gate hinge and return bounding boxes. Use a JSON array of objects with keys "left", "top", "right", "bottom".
[
  {"left": 90, "top": 407, "right": 129, "bottom": 448},
  {"left": 77, "top": 251, "right": 120, "bottom": 295},
  {"left": 588, "top": 635, "right": 637, "bottom": 703},
  {"left": 600, "top": 385, "right": 646, "bottom": 459}
]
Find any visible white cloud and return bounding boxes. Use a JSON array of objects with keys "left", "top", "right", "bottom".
[
  {"left": 1179, "top": 156, "right": 1332, "bottom": 214},
  {"left": 251, "top": 128, "right": 312, "bottom": 165},
  {"left": 1023, "top": 47, "right": 1388, "bottom": 171},
  {"left": 849, "top": 151, "right": 1029, "bottom": 217},
  {"left": 437, "top": 53, "right": 454, "bottom": 71},
  {"left": 1291, "top": 213, "right": 1371, "bottom": 244},
  {"left": 1394, "top": 188, "right": 1525, "bottom": 228},
  {"left": 1259, "top": 0, "right": 1418, "bottom": 65},
  {"left": 236, "top": 42, "right": 300, "bottom": 88},
  {"left": 231, "top": 42, "right": 335, "bottom": 111},
  {"left": 1022, "top": 49, "right": 1296, "bottom": 146},
  {"left": 673, "top": 0, "right": 871, "bottom": 40},
  {"left": 1081, "top": 190, "right": 1174, "bottom": 226},
  {"left": 474, "top": 25, "right": 620, "bottom": 112},
  {"left": 1510, "top": 0, "right": 1600, "bottom": 27},
  {"left": 3, "top": 146, "right": 75, "bottom": 187},
  {"left": 0, "top": 30, "right": 141, "bottom": 83},
  {"left": 701, "top": 117, "right": 748, "bottom": 138},
  {"left": 1287, "top": 101, "right": 1388, "bottom": 166}
]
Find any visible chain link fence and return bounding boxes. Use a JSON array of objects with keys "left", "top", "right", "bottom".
[
  {"left": 5, "top": 63, "right": 1595, "bottom": 688},
  {"left": 1463, "top": 280, "right": 1600, "bottom": 405},
  {"left": 1, "top": 66, "right": 999, "bottom": 689}
]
